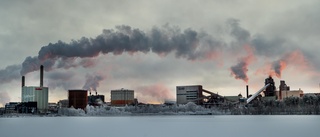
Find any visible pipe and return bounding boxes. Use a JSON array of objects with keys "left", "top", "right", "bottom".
[
  {"left": 40, "top": 65, "right": 44, "bottom": 87},
  {"left": 22, "top": 76, "right": 25, "bottom": 87},
  {"left": 246, "top": 83, "right": 270, "bottom": 104}
]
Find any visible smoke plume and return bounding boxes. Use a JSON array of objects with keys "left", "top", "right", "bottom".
[
  {"left": 271, "top": 50, "right": 310, "bottom": 78},
  {"left": 0, "top": 65, "right": 21, "bottom": 83},
  {"left": 272, "top": 60, "right": 287, "bottom": 78},
  {"left": 230, "top": 45, "right": 255, "bottom": 83},
  {"left": 14, "top": 24, "right": 223, "bottom": 77},
  {"left": 82, "top": 73, "right": 105, "bottom": 91}
]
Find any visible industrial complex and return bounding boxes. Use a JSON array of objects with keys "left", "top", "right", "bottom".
[
  {"left": 176, "top": 76, "right": 311, "bottom": 107},
  {"left": 1, "top": 65, "right": 319, "bottom": 115}
]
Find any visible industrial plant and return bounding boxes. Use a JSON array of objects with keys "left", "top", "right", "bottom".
[
  {"left": 176, "top": 76, "right": 314, "bottom": 109},
  {"left": 1, "top": 64, "right": 320, "bottom": 115}
]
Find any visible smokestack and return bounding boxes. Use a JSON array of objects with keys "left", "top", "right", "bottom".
[
  {"left": 22, "top": 76, "right": 25, "bottom": 87},
  {"left": 246, "top": 85, "right": 249, "bottom": 98},
  {"left": 40, "top": 65, "right": 43, "bottom": 87}
]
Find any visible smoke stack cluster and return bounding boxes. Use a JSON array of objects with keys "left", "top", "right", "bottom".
[
  {"left": 21, "top": 65, "right": 44, "bottom": 88},
  {"left": 40, "top": 65, "right": 44, "bottom": 87}
]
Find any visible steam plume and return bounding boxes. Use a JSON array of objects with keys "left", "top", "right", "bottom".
[
  {"left": 136, "top": 84, "right": 174, "bottom": 103},
  {"left": 82, "top": 73, "right": 104, "bottom": 91}
]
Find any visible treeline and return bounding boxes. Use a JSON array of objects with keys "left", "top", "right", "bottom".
[{"left": 230, "top": 95, "right": 320, "bottom": 115}]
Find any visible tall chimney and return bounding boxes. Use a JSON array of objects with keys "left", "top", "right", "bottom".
[
  {"left": 40, "top": 65, "right": 44, "bottom": 87},
  {"left": 246, "top": 85, "right": 249, "bottom": 98},
  {"left": 22, "top": 76, "right": 25, "bottom": 87}
]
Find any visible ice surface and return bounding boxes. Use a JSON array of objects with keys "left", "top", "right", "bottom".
[{"left": 0, "top": 115, "right": 320, "bottom": 137}]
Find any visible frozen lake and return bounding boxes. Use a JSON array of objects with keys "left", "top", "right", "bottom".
[{"left": 1, "top": 115, "right": 320, "bottom": 137}]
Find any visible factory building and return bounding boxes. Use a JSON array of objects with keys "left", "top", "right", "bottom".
[
  {"left": 275, "top": 80, "right": 304, "bottom": 99},
  {"left": 110, "top": 89, "right": 134, "bottom": 106},
  {"left": 4, "top": 102, "right": 19, "bottom": 113},
  {"left": 264, "top": 76, "right": 276, "bottom": 97},
  {"left": 68, "top": 90, "right": 88, "bottom": 109},
  {"left": 22, "top": 86, "right": 48, "bottom": 113},
  {"left": 16, "top": 102, "right": 37, "bottom": 113},
  {"left": 88, "top": 92, "right": 105, "bottom": 106},
  {"left": 277, "top": 80, "right": 290, "bottom": 100},
  {"left": 21, "top": 65, "right": 49, "bottom": 113},
  {"left": 176, "top": 85, "right": 203, "bottom": 105},
  {"left": 276, "top": 89, "right": 304, "bottom": 98}
]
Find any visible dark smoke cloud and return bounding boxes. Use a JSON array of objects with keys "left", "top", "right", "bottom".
[
  {"left": 40, "top": 25, "right": 220, "bottom": 60},
  {"left": 272, "top": 60, "right": 286, "bottom": 78},
  {"left": 82, "top": 73, "right": 104, "bottom": 91},
  {"left": 13, "top": 24, "right": 224, "bottom": 81},
  {"left": 20, "top": 56, "right": 55, "bottom": 76},
  {"left": 0, "top": 65, "right": 21, "bottom": 83},
  {"left": 230, "top": 61, "right": 249, "bottom": 83},
  {"left": 251, "top": 35, "right": 288, "bottom": 56},
  {"left": 55, "top": 57, "right": 97, "bottom": 70}
]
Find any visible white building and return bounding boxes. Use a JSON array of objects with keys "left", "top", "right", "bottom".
[
  {"left": 22, "top": 86, "right": 48, "bottom": 113},
  {"left": 176, "top": 85, "right": 203, "bottom": 105},
  {"left": 111, "top": 89, "right": 134, "bottom": 106}
]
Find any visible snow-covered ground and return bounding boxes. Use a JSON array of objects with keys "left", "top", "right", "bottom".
[{"left": 1, "top": 115, "right": 320, "bottom": 137}]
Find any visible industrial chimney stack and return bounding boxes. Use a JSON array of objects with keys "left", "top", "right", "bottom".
[
  {"left": 40, "top": 65, "right": 44, "bottom": 87},
  {"left": 246, "top": 85, "right": 249, "bottom": 98},
  {"left": 22, "top": 76, "right": 25, "bottom": 87}
]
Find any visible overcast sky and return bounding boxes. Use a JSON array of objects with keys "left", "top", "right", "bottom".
[{"left": 0, "top": 0, "right": 319, "bottom": 106}]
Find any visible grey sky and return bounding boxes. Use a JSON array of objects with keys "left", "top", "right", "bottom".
[{"left": 0, "top": 0, "right": 319, "bottom": 106}]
